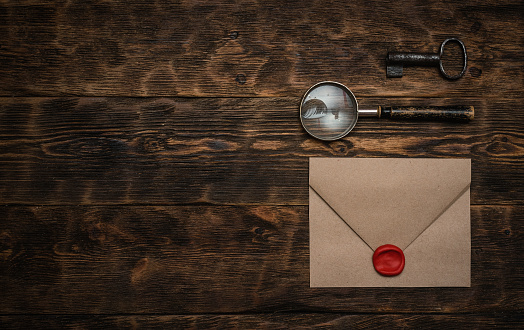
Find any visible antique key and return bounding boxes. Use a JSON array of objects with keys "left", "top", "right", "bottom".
[{"left": 386, "top": 38, "right": 467, "bottom": 80}]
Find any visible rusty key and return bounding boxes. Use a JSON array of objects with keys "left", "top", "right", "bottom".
[{"left": 386, "top": 38, "right": 467, "bottom": 80}]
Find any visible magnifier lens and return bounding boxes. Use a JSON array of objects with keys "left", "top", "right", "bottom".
[{"left": 300, "top": 82, "right": 358, "bottom": 141}]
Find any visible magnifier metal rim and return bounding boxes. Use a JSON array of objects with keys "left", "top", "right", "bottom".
[{"left": 299, "top": 81, "right": 359, "bottom": 141}]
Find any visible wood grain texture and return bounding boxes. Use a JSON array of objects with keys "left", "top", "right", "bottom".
[
  {"left": 0, "top": 205, "right": 521, "bottom": 314},
  {"left": 0, "top": 0, "right": 523, "bottom": 326},
  {"left": 0, "top": 313, "right": 522, "bottom": 329},
  {"left": 0, "top": 97, "right": 522, "bottom": 205},
  {"left": 0, "top": 0, "right": 522, "bottom": 97}
]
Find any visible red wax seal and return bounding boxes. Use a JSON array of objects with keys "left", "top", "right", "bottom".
[{"left": 372, "top": 244, "right": 405, "bottom": 276}]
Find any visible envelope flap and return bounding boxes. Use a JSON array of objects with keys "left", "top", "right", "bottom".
[{"left": 309, "top": 158, "right": 471, "bottom": 250}]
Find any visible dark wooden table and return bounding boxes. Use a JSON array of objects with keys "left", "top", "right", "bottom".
[{"left": 1, "top": 1, "right": 522, "bottom": 328}]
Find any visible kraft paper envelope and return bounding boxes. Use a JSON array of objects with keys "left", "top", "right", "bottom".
[{"left": 309, "top": 158, "right": 471, "bottom": 287}]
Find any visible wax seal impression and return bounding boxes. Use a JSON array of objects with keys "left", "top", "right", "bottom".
[{"left": 373, "top": 244, "right": 405, "bottom": 276}]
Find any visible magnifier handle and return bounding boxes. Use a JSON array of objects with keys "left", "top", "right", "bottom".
[{"left": 380, "top": 105, "right": 474, "bottom": 122}]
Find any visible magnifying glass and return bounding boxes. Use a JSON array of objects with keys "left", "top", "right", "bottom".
[{"left": 300, "top": 81, "right": 474, "bottom": 141}]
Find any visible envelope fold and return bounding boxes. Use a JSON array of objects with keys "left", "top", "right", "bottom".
[
  {"left": 309, "top": 158, "right": 471, "bottom": 287},
  {"left": 309, "top": 158, "right": 471, "bottom": 250}
]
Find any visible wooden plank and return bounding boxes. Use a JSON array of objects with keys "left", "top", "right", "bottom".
[
  {"left": 0, "top": 97, "right": 522, "bottom": 205},
  {"left": 0, "top": 0, "right": 521, "bottom": 97},
  {"left": 0, "top": 205, "right": 521, "bottom": 314},
  {"left": 0, "top": 314, "right": 522, "bottom": 329}
]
